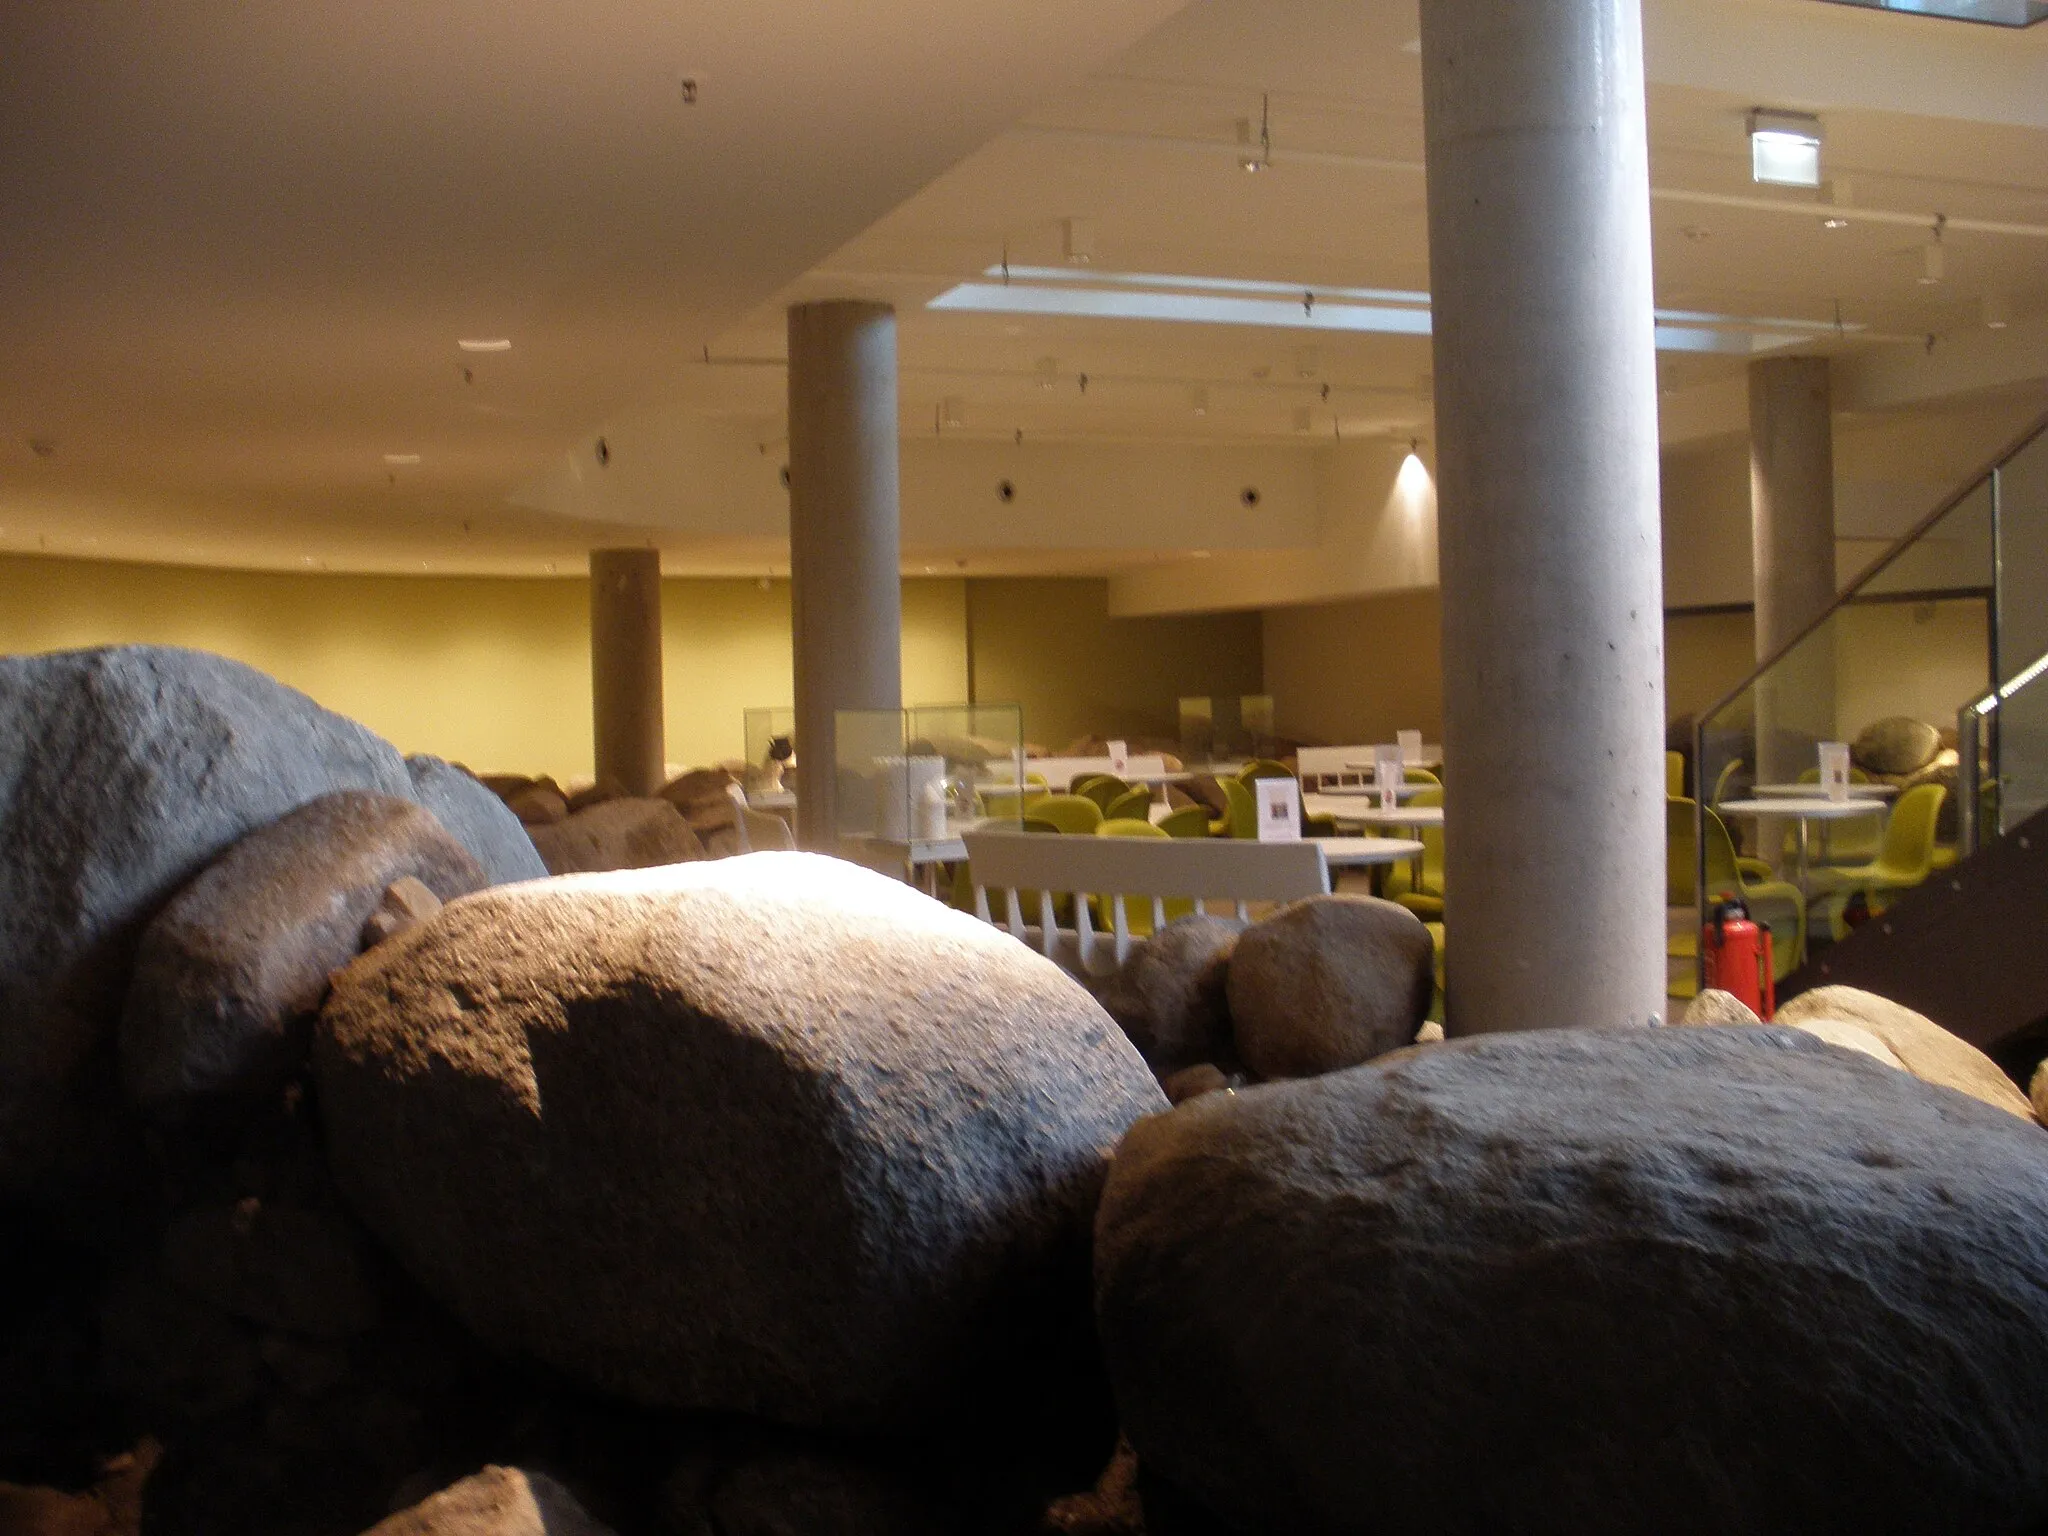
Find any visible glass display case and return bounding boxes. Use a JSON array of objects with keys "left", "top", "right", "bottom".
[
  {"left": 1179, "top": 695, "right": 1275, "bottom": 766},
  {"left": 833, "top": 704, "right": 1026, "bottom": 856},
  {"left": 742, "top": 707, "right": 798, "bottom": 804}
]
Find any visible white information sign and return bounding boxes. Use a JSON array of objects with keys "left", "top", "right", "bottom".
[
  {"left": 1818, "top": 741, "right": 1852, "bottom": 802},
  {"left": 1374, "top": 745, "right": 1405, "bottom": 812},
  {"left": 1398, "top": 729, "right": 1424, "bottom": 765},
  {"left": 1107, "top": 739, "right": 1131, "bottom": 776},
  {"left": 1255, "top": 776, "right": 1302, "bottom": 842}
]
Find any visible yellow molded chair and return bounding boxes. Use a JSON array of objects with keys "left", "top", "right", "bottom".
[
  {"left": 1423, "top": 920, "right": 1446, "bottom": 1026},
  {"left": 1078, "top": 775, "right": 1131, "bottom": 814},
  {"left": 979, "top": 774, "right": 1048, "bottom": 820},
  {"left": 1710, "top": 757, "right": 1743, "bottom": 807},
  {"left": 1807, "top": 782, "right": 1947, "bottom": 940},
  {"left": 1404, "top": 766, "right": 1442, "bottom": 788},
  {"left": 1157, "top": 804, "right": 1210, "bottom": 839},
  {"left": 1090, "top": 818, "right": 1194, "bottom": 937},
  {"left": 1666, "top": 751, "right": 1685, "bottom": 798},
  {"left": 1028, "top": 794, "right": 1103, "bottom": 836},
  {"left": 1217, "top": 774, "right": 1258, "bottom": 839},
  {"left": 1237, "top": 758, "right": 1293, "bottom": 782},
  {"left": 1797, "top": 765, "right": 1882, "bottom": 865},
  {"left": 1382, "top": 788, "right": 1444, "bottom": 919},
  {"left": 1666, "top": 796, "right": 1806, "bottom": 994},
  {"left": 1104, "top": 785, "right": 1153, "bottom": 824}
]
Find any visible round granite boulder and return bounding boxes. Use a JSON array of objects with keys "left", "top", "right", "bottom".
[
  {"left": 402, "top": 756, "right": 546, "bottom": 886},
  {"left": 315, "top": 853, "right": 1166, "bottom": 1431},
  {"left": 1095, "top": 915, "right": 1242, "bottom": 1077},
  {"left": 0, "top": 646, "right": 442, "bottom": 1194},
  {"left": 1224, "top": 895, "right": 1433, "bottom": 1079},
  {"left": 1776, "top": 985, "right": 2036, "bottom": 1122},
  {"left": 1852, "top": 716, "right": 1941, "bottom": 777},
  {"left": 1095, "top": 1026, "right": 2048, "bottom": 1536},
  {"left": 526, "top": 797, "right": 703, "bottom": 875},
  {"left": 121, "top": 791, "right": 488, "bottom": 1112}
]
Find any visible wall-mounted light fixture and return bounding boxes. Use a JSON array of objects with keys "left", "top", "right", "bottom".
[
  {"left": 1238, "top": 93, "right": 1272, "bottom": 173},
  {"left": 1061, "top": 218, "right": 1096, "bottom": 265},
  {"left": 1983, "top": 293, "right": 2012, "bottom": 329},
  {"left": 1748, "top": 109, "right": 1823, "bottom": 188}
]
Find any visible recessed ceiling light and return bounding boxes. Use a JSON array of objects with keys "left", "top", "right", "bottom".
[
  {"left": 1748, "top": 109, "right": 1823, "bottom": 189},
  {"left": 1821, "top": 216, "right": 1851, "bottom": 230},
  {"left": 383, "top": 453, "right": 422, "bottom": 465},
  {"left": 457, "top": 338, "right": 512, "bottom": 353}
]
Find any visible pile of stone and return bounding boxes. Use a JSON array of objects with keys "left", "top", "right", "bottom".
[
  {"left": 1093, "top": 895, "right": 1438, "bottom": 1102},
  {"left": 6, "top": 644, "right": 2047, "bottom": 1535},
  {"left": 476, "top": 766, "right": 792, "bottom": 876}
]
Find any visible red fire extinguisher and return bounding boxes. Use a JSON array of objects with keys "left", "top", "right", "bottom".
[{"left": 1702, "top": 897, "right": 1774, "bottom": 1019}]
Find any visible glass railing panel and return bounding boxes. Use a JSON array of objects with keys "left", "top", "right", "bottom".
[
  {"left": 1995, "top": 428, "right": 2048, "bottom": 687},
  {"left": 1813, "top": 0, "right": 2048, "bottom": 23},
  {"left": 1858, "top": 477, "right": 1994, "bottom": 599}
]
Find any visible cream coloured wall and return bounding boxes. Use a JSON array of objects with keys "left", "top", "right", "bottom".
[
  {"left": 1666, "top": 610, "right": 1756, "bottom": 722},
  {"left": 0, "top": 556, "right": 968, "bottom": 784}
]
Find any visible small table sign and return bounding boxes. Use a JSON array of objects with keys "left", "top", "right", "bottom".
[
  {"left": 1818, "top": 742, "right": 1852, "bottom": 802},
  {"left": 1255, "top": 776, "right": 1302, "bottom": 842},
  {"left": 1108, "top": 739, "right": 1131, "bottom": 776},
  {"left": 1373, "top": 745, "right": 1405, "bottom": 812}
]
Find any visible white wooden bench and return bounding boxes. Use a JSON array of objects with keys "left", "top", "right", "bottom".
[{"left": 961, "top": 829, "right": 1333, "bottom": 976}]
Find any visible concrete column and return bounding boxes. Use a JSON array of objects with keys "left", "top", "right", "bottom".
[
  {"left": 1420, "top": 0, "right": 1669, "bottom": 1033},
  {"left": 589, "top": 548, "right": 665, "bottom": 798},
  {"left": 787, "top": 301, "right": 902, "bottom": 851},
  {"left": 1750, "top": 357, "right": 1838, "bottom": 781}
]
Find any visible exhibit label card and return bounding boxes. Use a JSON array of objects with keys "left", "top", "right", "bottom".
[{"left": 1256, "top": 776, "right": 1301, "bottom": 842}]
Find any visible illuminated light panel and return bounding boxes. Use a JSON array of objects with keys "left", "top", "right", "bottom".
[
  {"left": 1813, "top": 0, "right": 2045, "bottom": 23},
  {"left": 930, "top": 268, "right": 1856, "bottom": 356}
]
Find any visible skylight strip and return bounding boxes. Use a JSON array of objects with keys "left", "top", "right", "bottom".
[
  {"left": 984, "top": 265, "right": 1433, "bottom": 308},
  {"left": 935, "top": 281, "right": 1821, "bottom": 354}
]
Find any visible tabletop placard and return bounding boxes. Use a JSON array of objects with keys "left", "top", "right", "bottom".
[{"left": 1255, "top": 776, "right": 1302, "bottom": 842}]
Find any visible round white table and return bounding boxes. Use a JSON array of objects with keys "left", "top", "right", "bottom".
[
  {"left": 1315, "top": 782, "right": 1433, "bottom": 802},
  {"left": 1716, "top": 797, "right": 1887, "bottom": 902},
  {"left": 1751, "top": 782, "right": 1897, "bottom": 800},
  {"left": 1314, "top": 836, "right": 1427, "bottom": 868},
  {"left": 1304, "top": 793, "right": 1444, "bottom": 830}
]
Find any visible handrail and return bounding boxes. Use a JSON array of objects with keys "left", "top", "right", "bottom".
[
  {"left": 1958, "top": 646, "right": 2048, "bottom": 856},
  {"left": 1699, "top": 406, "right": 2048, "bottom": 728}
]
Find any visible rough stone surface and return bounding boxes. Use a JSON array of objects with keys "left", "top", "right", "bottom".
[
  {"left": 1159, "top": 1065, "right": 1231, "bottom": 1107},
  {"left": 1852, "top": 716, "right": 1941, "bottom": 777},
  {"left": 2033, "top": 1059, "right": 2048, "bottom": 1124},
  {"left": 1094, "top": 916, "right": 1242, "bottom": 1076},
  {"left": 1224, "top": 896, "right": 1433, "bottom": 1079},
  {"left": 360, "top": 1466, "right": 614, "bottom": 1536},
  {"left": 362, "top": 878, "right": 444, "bottom": 951},
  {"left": 526, "top": 798, "right": 703, "bottom": 875},
  {"left": 1776, "top": 986, "right": 2035, "bottom": 1121},
  {"left": 120, "top": 792, "right": 488, "bottom": 1111},
  {"left": 1791, "top": 1016, "right": 1905, "bottom": 1070},
  {"left": 502, "top": 784, "right": 567, "bottom": 827},
  {"left": 403, "top": 756, "right": 547, "bottom": 886},
  {"left": 1095, "top": 1027, "right": 2048, "bottom": 1536},
  {"left": 1413, "top": 1021, "right": 1444, "bottom": 1044},
  {"left": 160, "top": 1200, "right": 381, "bottom": 1338},
  {"left": 701, "top": 1449, "right": 951, "bottom": 1536},
  {"left": 0, "top": 646, "right": 438, "bottom": 1193},
  {"left": 315, "top": 853, "right": 1166, "bottom": 1430},
  {"left": 1676, "top": 988, "right": 1762, "bottom": 1027}
]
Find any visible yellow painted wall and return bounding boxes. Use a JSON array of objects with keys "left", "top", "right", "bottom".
[
  {"left": 965, "top": 578, "right": 1264, "bottom": 750},
  {"left": 0, "top": 556, "right": 969, "bottom": 783},
  {"left": 1261, "top": 590, "right": 1445, "bottom": 747},
  {"left": 1666, "top": 610, "right": 1757, "bottom": 723}
]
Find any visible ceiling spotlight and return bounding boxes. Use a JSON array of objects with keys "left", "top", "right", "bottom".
[
  {"left": 1292, "top": 406, "right": 1315, "bottom": 435},
  {"left": 940, "top": 395, "right": 966, "bottom": 430},
  {"left": 457, "top": 338, "right": 512, "bottom": 353},
  {"left": 1919, "top": 240, "right": 1945, "bottom": 286},
  {"left": 1238, "top": 93, "right": 1272, "bottom": 173},
  {"left": 1748, "top": 108, "right": 1823, "bottom": 189},
  {"left": 1190, "top": 386, "right": 1210, "bottom": 417},
  {"left": 1983, "top": 293, "right": 2011, "bottom": 329},
  {"left": 1295, "top": 346, "right": 1320, "bottom": 379},
  {"left": 1821, "top": 216, "right": 1851, "bottom": 230},
  {"left": 1061, "top": 217, "right": 1096, "bottom": 265},
  {"left": 382, "top": 452, "right": 422, "bottom": 466},
  {"left": 1035, "top": 356, "right": 1059, "bottom": 390}
]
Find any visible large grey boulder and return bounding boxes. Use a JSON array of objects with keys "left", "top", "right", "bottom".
[
  {"left": 1223, "top": 895, "right": 1432, "bottom": 1079},
  {"left": 1094, "top": 915, "right": 1242, "bottom": 1077},
  {"left": 1095, "top": 1027, "right": 2048, "bottom": 1536},
  {"left": 315, "top": 853, "right": 1166, "bottom": 1430},
  {"left": 0, "top": 647, "right": 418, "bottom": 1193},
  {"left": 403, "top": 756, "right": 546, "bottom": 885},
  {"left": 526, "top": 797, "right": 703, "bottom": 875},
  {"left": 362, "top": 1466, "right": 614, "bottom": 1536},
  {"left": 120, "top": 791, "right": 488, "bottom": 1111},
  {"left": 1852, "top": 715, "right": 1941, "bottom": 777}
]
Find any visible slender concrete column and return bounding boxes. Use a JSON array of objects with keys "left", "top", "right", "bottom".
[
  {"left": 1420, "top": 0, "right": 1669, "bottom": 1033},
  {"left": 787, "top": 301, "right": 903, "bottom": 851},
  {"left": 1749, "top": 357, "right": 1838, "bottom": 781},
  {"left": 589, "top": 548, "right": 665, "bottom": 798}
]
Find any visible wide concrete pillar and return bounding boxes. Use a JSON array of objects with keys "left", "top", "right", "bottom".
[
  {"left": 589, "top": 548, "right": 665, "bottom": 797},
  {"left": 1750, "top": 357, "right": 1838, "bottom": 781},
  {"left": 787, "top": 301, "right": 902, "bottom": 851},
  {"left": 1420, "top": 0, "right": 1669, "bottom": 1033}
]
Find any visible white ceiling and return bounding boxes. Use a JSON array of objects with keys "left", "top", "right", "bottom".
[{"left": 2, "top": 0, "right": 2045, "bottom": 576}]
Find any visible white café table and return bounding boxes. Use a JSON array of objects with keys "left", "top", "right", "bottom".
[
  {"left": 1316, "top": 781, "right": 1433, "bottom": 802},
  {"left": 1304, "top": 793, "right": 1445, "bottom": 831},
  {"left": 1751, "top": 782, "right": 1897, "bottom": 799},
  {"left": 1313, "top": 835, "right": 1427, "bottom": 869},
  {"left": 1715, "top": 796, "right": 1888, "bottom": 901}
]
